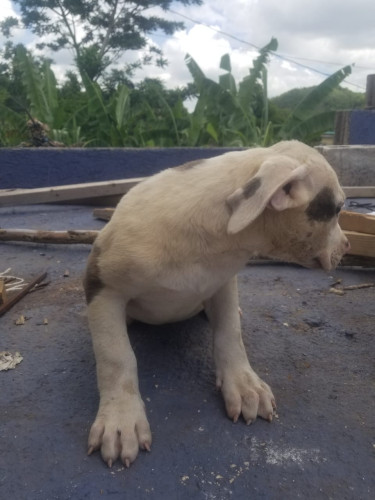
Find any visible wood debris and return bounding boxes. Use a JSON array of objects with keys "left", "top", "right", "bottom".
[
  {"left": 15, "top": 314, "right": 26, "bottom": 325},
  {"left": 329, "top": 279, "right": 374, "bottom": 296},
  {"left": 342, "top": 283, "right": 374, "bottom": 290},
  {"left": 329, "top": 287, "right": 345, "bottom": 296},
  {"left": 0, "top": 272, "right": 47, "bottom": 317}
]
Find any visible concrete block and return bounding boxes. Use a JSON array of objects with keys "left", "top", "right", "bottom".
[{"left": 316, "top": 145, "right": 375, "bottom": 185}]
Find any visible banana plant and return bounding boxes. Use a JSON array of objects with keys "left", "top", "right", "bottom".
[
  {"left": 278, "top": 65, "right": 353, "bottom": 141},
  {"left": 15, "top": 45, "right": 57, "bottom": 125},
  {"left": 185, "top": 37, "right": 278, "bottom": 146}
]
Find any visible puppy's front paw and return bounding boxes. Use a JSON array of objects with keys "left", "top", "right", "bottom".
[
  {"left": 217, "top": 368, "right": 276, "bottom": 425},
  {"left": 88, "top": 395, "right": 152, "bottom": 468}
]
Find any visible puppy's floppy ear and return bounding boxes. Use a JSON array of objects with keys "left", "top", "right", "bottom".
[{"left": 226, "top": 155, "right": 311, "bottom": 234}]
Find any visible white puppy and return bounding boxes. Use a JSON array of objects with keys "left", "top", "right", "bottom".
[{"left": 83, "top": 140, "right": 350, "bottom": 467}]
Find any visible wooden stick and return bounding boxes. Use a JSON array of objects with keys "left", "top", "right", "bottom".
[
  {"left": 0, "top": 229, "right": 99, "bottom": 244},
  {"left": 0, "top": 272, "right": 47, "bottom": 317},
  {"left": 342, "top": 283, "right": 374, "bottom": 290}
]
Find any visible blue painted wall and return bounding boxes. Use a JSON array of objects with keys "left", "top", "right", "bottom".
[
  {"left": 0, "top": 147, "right": 242, "bottom": 189},
  {"left": 349, "top": 110, "right": 375, "bottom": 145}
]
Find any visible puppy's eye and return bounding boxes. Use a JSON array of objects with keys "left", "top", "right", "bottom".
[{"left": 335, "top": 205, "right": 342, "bottom": 215}]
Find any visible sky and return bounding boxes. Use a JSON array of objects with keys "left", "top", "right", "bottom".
[{"left": 1, "top": 0, "right": 375, "bottom": 98}]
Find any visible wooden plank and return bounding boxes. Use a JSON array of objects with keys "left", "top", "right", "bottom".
[
  {"left": 0, "top": 178, "right": 144, "bottom": 207},
  {"left": 0, "top": 179, "right": 373, "bottom": 208},
  {"left": 339, "top": 210, "right": 375, "bottom": 234},
  {"left": 344, "top": 230, "right": 375, "bottom": 257},
  {"left": 343, "top": 186, "right": 375, "bottom": 198}
]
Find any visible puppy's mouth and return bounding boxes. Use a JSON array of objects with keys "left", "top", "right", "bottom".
[
  {"left": 312, "top": 252, "right": 338, "bottom": 272},
  {"left": 311, "top": 257, "right": 331, "bottom": 271}
]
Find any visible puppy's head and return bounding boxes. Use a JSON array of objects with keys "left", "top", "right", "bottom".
[{"left": 226, "top": 142, "right": 350, "bottom": 271}]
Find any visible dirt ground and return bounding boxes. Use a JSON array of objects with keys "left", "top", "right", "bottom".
[{"left": 0, "top": 205, "right": 374, "bottom": 500}]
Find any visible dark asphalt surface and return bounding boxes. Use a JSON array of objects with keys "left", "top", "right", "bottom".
[{"left": 0, "top": 205, "right": 374, "bottom": 500}]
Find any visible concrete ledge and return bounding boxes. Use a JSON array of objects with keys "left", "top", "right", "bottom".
[{"left": 316, "top": 145, "right": 375, "bottom": 186}]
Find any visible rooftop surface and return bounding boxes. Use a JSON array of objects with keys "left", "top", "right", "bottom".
[{"left": 0, "top": 203, "right": 374, "bottom": 500}]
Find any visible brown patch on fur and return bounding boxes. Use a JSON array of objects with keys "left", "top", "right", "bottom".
[
  {"left": 83, "top": 245, "right": 104, "bottom": 304},
  {"left": 175, "top": 159, "right": 204, "bottom": 171}
]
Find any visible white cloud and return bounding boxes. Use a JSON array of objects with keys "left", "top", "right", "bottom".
[{"left": 1, "top": 0, "right": 16, "bottom": 17}]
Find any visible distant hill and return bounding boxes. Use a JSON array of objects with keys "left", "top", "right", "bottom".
[{"left": 271, "top": 86, "right": 365, "bottom": 113}]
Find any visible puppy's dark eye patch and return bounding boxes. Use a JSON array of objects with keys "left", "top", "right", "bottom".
[{"left": 306, "top": 187, "right": 337, "bottom": 222}]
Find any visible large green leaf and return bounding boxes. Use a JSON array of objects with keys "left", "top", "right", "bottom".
[
  {"left": 115, "top": 85, "right": 130, "bottom": 129},
  {"left": 220, "top": 53, "right": 232, "bottom": 73},
  {"left": 238, "top": 37, "right": 277, "bottom": 110},
  {"left": 42, "top": 61, "right": 58, "bottom": 120},
  {"left": 284, "top": 110, "right": 336, "bottom": 141},
  {"left": 280, "top": 65, "right": 352, "bottom": 134},
  {"left": 219, "top": 72, "right": 237, "bottom": 95},
  {"left": 185, "top": 53, "right": 206, "bottom": 90},
  {"left": 16, "top": 46, "right": 50, "bottom": 123}
]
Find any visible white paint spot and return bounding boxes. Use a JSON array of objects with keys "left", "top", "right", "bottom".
[{"left": 249, "top": 437, "right": 324, "bottom": 468}]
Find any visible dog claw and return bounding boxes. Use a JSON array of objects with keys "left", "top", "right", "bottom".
[
  {"left": 268, "top": 413, "right": 273, "bottom": 422},
  {"left": 87, "top": 446, "right": 94, "bottom": 456},
  {"left": 144, "top": 442, "right": 151, "bottom": 452},
  {"left": 125, "top": 458, "right": 131, "bottom": 469},
  {"left": 107, "top": 459, "right": 113, "bottom": 468},
  {"left": 246, "top": 419, "right": 253, "bottom": 426}
]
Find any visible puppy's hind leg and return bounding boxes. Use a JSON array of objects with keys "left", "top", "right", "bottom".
[
  {"left": 86, "top": 288, "right": 151, "bottom": 468},
  {"left": 204, "top": 276, "right": 276, "bottom": 425}
]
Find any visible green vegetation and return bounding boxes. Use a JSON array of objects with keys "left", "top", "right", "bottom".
[{"left": 0, "top": 38, "right": 359, "bottom": 148}]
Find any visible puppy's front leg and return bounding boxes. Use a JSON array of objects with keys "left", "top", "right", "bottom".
[
  {"left": 205, "top": 277, "right": 276, "bottom": 424},
  {"left": 87, "top": 288, "right": 151, "bottom": 468}
]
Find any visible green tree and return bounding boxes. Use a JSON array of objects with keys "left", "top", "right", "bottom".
[{"left": 1, "top": 0, "right": 202, "bottom": 82}]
